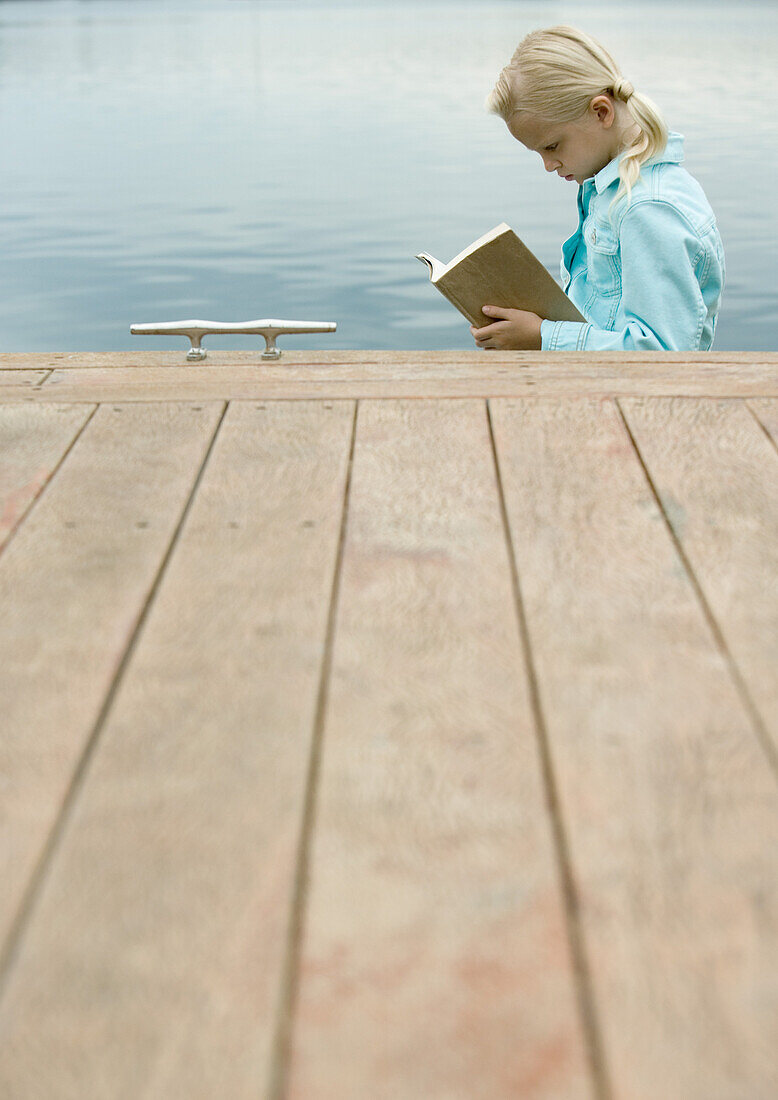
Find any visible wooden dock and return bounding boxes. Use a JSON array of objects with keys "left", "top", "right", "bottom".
[{"left": 1, "top": 350, "right": 777, "bottom": 1099}]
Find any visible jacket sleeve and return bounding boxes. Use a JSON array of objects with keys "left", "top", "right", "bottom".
[{"left": 540, "top": 200, "right": 708, "bottom": 351}]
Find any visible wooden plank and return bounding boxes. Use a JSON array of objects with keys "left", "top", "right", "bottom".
[
  {"left": 0, "top": 358, "right": 772, "bottom": 402},
  {"left": 0, "top": 355, "right": 71, "bottom": 371},
  {"left": 0, "top": 400, "right": 354, "bottom": 1099},
  {"left": 0, "top": 401, "right": 224, "bottom": 953},
  {"left": 489, "top": 396, "right": 778, "bottom": 1098},
  {"left": 2, "top": 350, "right": 778, "bottom": 370},
  {"left": 0, "top": 404, "right": 95, "bottom": 551},
  {"left": 0, "top": 370, "right": 50, "bottom": 400},
  {"left": 286, "top": 399, "right": 592, "bottom": 1099},
  {"left": 618, "top": 396, "right": 778, "bottom": 752}
]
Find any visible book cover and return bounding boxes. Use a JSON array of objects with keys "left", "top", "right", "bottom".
[{"left": 416, "top": 222, "right": 585, "bottom": 329}]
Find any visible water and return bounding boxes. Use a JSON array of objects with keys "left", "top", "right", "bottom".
[{"left": 1, "top": 0, "right": 775, "bottom": 352}]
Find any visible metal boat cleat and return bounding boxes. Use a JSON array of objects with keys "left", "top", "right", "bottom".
[{"left": 129, "top": 318, "right": 337, "bottom": 361}]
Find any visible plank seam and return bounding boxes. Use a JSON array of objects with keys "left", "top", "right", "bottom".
[
  {"left": 0, "top": 400, "right": 231, "bottom": 998},
  {"left": 614, "top": 397, "right": 778, "bottom": 784},
  {"left": 11, "top": 387, "right": 778, "bottom": 402},
  {"left": 266, "top": 399, "right": 359, "bottom": 1100},
  {"left": 744, "top": 399, "right": 778, "bottom": 458},
  {"left": 486, "top": 398, "right": 613, "bottom": 1100},
  {"left": 0, "top": 402, "right": 99, "bottom": 562}
]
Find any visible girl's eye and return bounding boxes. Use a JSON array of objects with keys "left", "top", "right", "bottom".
[{"left": 546, "top": 144, "right": 558, "bottom": 151}]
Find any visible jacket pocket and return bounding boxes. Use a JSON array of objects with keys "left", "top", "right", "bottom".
[{"left": 585, "top": 220, "right": 621, "bottom": 297}]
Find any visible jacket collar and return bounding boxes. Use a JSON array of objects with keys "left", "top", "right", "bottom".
[{"left": 590, "top": 130, "right": 685, "bottom": 194}]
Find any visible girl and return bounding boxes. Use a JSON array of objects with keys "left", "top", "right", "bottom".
[{"left": 471, "top": 25, "right": 725, "bottom": 352}]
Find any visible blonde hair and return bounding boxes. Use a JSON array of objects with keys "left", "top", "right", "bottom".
[{"left": 486, "top": 25, "right": 668, "bottom": 217}]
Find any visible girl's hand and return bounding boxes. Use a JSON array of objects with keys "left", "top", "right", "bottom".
[{"left": 470, "top": 305, "right": 543, "bottom": 350}]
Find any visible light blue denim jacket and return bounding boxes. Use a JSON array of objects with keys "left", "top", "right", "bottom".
[{"left": 540, "top": 132, "right": 726, "bottom": 351}]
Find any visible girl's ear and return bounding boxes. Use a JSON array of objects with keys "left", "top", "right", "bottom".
[{"left": 590, "top": 94, "right": 614, "bottom": 124}]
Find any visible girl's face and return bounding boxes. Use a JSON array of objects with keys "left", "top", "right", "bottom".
[{"left": 507, "top": 95, "right": 635, "bottom": 185}]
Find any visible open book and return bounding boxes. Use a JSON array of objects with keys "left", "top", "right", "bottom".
[{"left": 415, "top": 222, "right": 585, "bottom": 328}]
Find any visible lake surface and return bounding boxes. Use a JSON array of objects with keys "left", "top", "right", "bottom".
[{"left": 1, "top": 0, "right": 776, "bottom": 352}]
